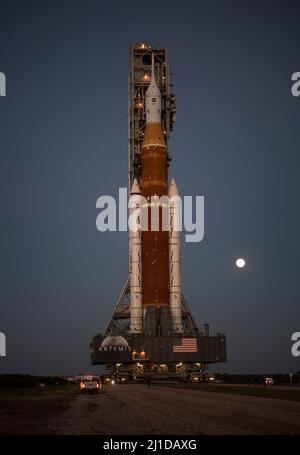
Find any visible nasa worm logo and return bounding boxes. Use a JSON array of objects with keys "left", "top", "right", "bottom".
[
  {"left": 0, "top": 72, "right": 6, "bottom": 96},
  {"left": 0, "top": 332, "right": 6, "bottom": 357}
]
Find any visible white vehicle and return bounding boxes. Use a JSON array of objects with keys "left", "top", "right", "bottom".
[
  {"left": 264, "top": 377, "right": 274, "bottom": 386},
  {"left": 80, "top": 376, "right": 101, "bottom": 394}
]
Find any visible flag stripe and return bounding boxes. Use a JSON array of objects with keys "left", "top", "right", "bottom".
[{"left": 173, "top": 338, "right": 198, "bottom": 352}]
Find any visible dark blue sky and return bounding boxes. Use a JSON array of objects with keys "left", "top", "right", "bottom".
[{"left": 0, "top": 0, "right": 299, "bottom": 375}]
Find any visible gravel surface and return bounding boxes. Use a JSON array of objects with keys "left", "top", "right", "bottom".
[
  {"left": 0, "top": 389, "right": 75, "bottom": 435},
  {"left": 48, "top": 384, "right": 300, "bottom": 435}
]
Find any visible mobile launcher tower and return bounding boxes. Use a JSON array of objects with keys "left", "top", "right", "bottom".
[{"left": 90, "top": 43, "right": 226, "bottom": 380}]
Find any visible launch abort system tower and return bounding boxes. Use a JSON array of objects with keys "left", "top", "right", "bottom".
[{"left": 90, "top": 43, "right": 226, "bottom": 380}]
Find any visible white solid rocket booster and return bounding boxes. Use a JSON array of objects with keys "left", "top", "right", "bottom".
[
  {"left": 169, "top": 179, "right": 183, "bottom": 333},
  {"left": 129, "top": 179, "right": 143, "bottom": 333}
]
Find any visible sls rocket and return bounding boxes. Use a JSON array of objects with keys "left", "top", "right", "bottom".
[{"left": 129, "top": 53, "right": 183, "bottom": 335}]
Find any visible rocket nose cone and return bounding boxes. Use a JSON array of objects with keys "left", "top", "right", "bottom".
[
  {"left": 130, "top": 178, "right": 141, "bottom": 194},
  {"left": 146, "top": 79, "right": 160, "bottom": 96},
  {"left": 168, "top": 178, "right": 179, "bottom": 197},
  {"left": 146, "top": 78, "right": 161, "bottom": 100},
  {"left": 146, "top": 52, "right": 161, "bottom": 97}
]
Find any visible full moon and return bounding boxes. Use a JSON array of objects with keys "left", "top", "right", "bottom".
[{"left": 236, "top": 258, "right": 246, "bottom": 268}]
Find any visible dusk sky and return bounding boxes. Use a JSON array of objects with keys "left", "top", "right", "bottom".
[{"left": 0, "top": 0, "right": 299, "bottom": 375}]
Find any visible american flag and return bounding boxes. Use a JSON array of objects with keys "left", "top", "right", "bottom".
[{"left": 173, "top": 338, "right": 198, "bottom": 353}]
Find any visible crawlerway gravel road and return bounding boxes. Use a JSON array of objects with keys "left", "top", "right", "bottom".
[{"left": 48, "top": 384, "right": 300, "bottom": 435}]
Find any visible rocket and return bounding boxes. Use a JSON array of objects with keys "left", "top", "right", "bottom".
[{"left": 129, "top": 53, "right": 183, "bottom": 335}]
